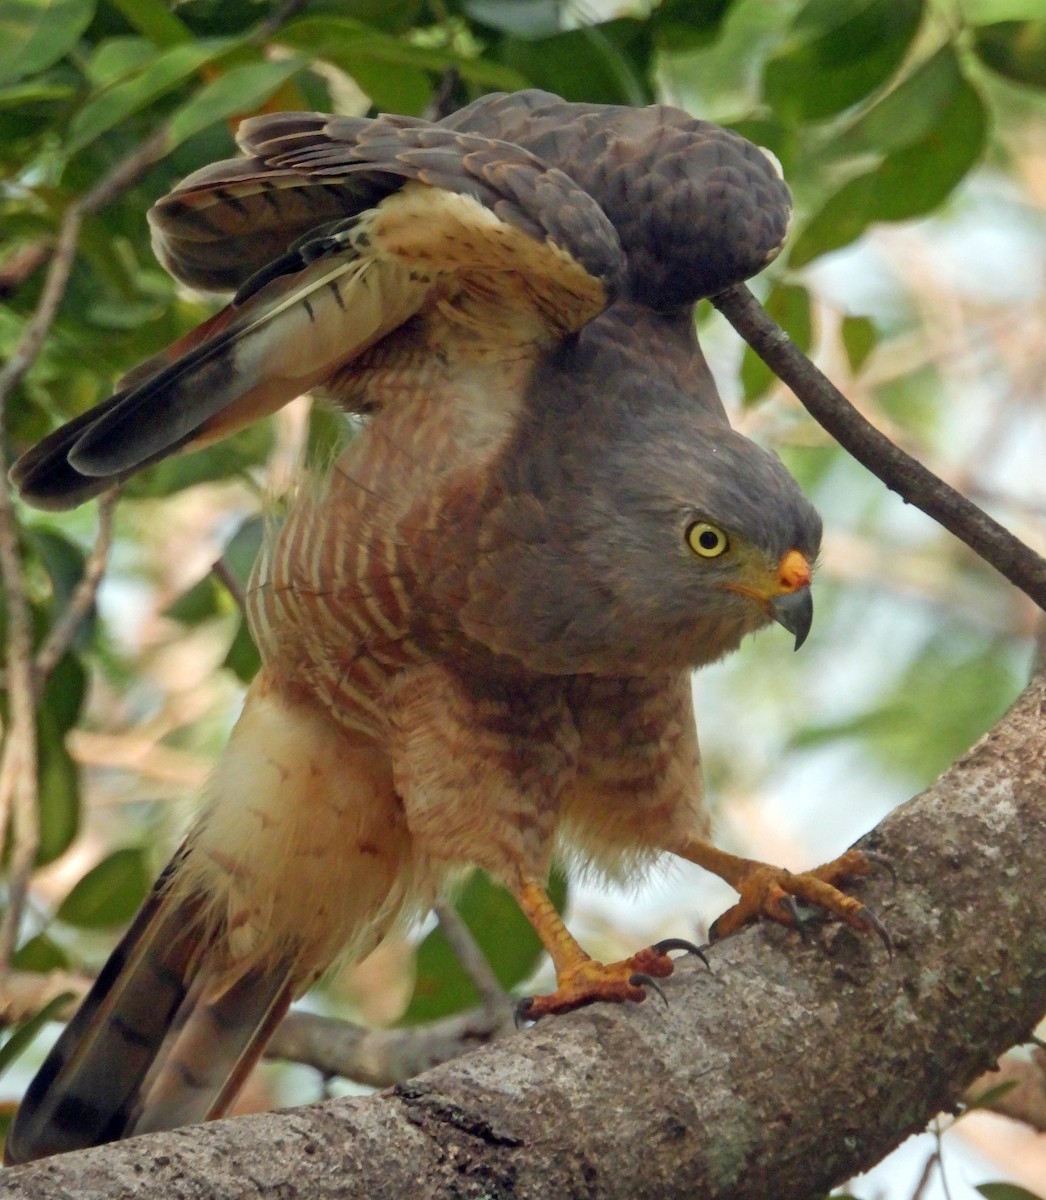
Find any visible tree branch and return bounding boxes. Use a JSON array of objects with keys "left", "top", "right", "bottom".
[
  {"left": 6, "top": 662, "right": 1046, "bottom": 1199},
  {"left": 33, "top": 490, "right": 118, "bottom": 694},
  {"left": 0, "top": 968, "right": 509, "bottom": 1091},
  {"left": 712, "top": 283, "right": 1046, "bottom": 612},
  {"left": 266, "top": 1005, "right": 508, "bottom": 1090},
  {"left": 432, "top": 897, "right": 511, "bottom": 1015}
]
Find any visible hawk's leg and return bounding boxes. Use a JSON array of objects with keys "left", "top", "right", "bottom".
[
  {"left": 673, "top": 839, "right": 884, "bottom": 944},
  {"left": 512, "top": 878, "right": 677, "bottom": 1020}
]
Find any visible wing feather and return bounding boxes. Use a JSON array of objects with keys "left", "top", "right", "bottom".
[{"left": 13, "top": 122, "right": 623, "bottom": 510}]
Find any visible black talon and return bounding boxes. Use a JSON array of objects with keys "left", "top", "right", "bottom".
[
  {"left": 514, "top": 998, "right": 536, "bottom": 1029},
  {"left": 629, "top": 973, "right": 668, "bottom": 1007},
  {"left": 861, "top": 849, "right": 898, "bottom": 890},
  {"left": 780, "top": 895, "right": 810, "bottom": 941},
  {"left": 652, "top": 937, "right": 710, "bottom": 969},
  {"left": 860, "top": 905, "right": 893, "bottom": 957}
]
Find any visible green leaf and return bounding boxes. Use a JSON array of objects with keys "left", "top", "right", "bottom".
[
  {"left": 223, "top": 617, "right": 261, "bottom": 683},
  {"left": 867, "top": 74, "right": 988, "bottom": 221},
  {"left": 36, "top": 706, "right": 80, "bottom": 867},
  {"left": 104, "top": 0, "right": 192, "bottom": 47},
  {"left": 163, "top": 573, "right": 224, "bottom": 624},
  {"left": 305, "top": 404, "right": 351, "bottom": 471},
  {"left": 27, "top": 526, "right": 84, "bottom": 608},
  {"left": 39, "top": 650, "right": 87, "bottom": 736},
  {"left": 653, "top": 0, "right": 731, "bottom": 51},
  {"left": 499, "top": 19, "right": 653, "bottom": 104},
  {"left": 464, "top": 0, "right": 559, "bottom": 36},
  {"left": 0, "top": 0, "right": 95, "bottom": 86},
  {"left": 790, "top": 65, "right": 987, "bottom": 264},
  {"left": 964, "top": 1079, "right": 1018, "bottom": 1110},
  {"left": 278, "top": 16, "right": 527, "bottom": 105},
  {"left": 960, "top": 0, "right": 1046, "bottom": 21},
  {"left": 403, "top": 868, "right": 568, "bottom": 1024},
  {"left": 977, "top": 1186, "right": 1046, "bottom": 1200},
  {"left": 166, "top": 57, "right": 308, "bottom": 149},
  {"left": 841, "top": 315, "right": 877, "bottom": 373},
  {"left": 67, "top": 38, "right": 235, "bottom": 154},
  {"left": 764, "top": 0, "right": 924, "bottom": 121},
  {"left": 0, "top": 77, "right": 75, "bottom": 108},
  {"left": 0, "top": 992, "right": 74, "bottom": 1080},
  {"left": 975, "top": 21, "right": 1046, "bottom": 89},
  {"left": 56, "top": 847, "right": 150, "bottom": 928},
  {"left": 789, "top": 173, "right": 876, "bottom": 267},
  {"left": 221, "top": 516, "right": 266, "bottom": 593},
  {"left": 742, "top": 283, "right": 812, "bottom": 403},
  {"left": 844, "top": 46, "right": 968, "bottom": 155},
  {"left": 126, "top": 421, "right": 275, "bottom": 500},
  {"left": 11, "top": 931, "right": 70, "bottom": 972}
]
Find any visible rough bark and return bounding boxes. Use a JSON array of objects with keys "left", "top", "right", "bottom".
[{"left": 5, "top": 667, "right": 1046, "bottom": 1200}]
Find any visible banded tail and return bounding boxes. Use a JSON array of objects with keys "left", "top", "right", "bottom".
[{"left": 4, "top": 859, "right": 294, "bottom": 1164}]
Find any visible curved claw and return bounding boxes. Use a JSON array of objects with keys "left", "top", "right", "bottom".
[
  {"left": 858, "top": 904, "right": 893, "bottom": 957},
  {"left": 628, "top": 972, "right": 668, "bottom": 1008},
  {"left": 514, "top": 997, "right": 536, "bottom": 1029},
  {"left": 860, "top": 848, "right": 898, "bottom": 890},
  {"left": 652, "top": 937, "right": 710, "bottom": 969},
  {"left": 779, "top": 894, "right": 810, "bottom": 942}
]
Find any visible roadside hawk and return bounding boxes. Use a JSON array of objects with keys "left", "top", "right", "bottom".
[{"left": 6, "top": 89, "right": 879, "bottom": 1164}]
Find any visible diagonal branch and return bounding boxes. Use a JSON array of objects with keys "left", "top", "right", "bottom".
[
  {"left": 712, "top": 283, "right": 1046, "bottom": 612},
  {"left": 5, "top": 660, "right": 1046, "bottom": 1199}
]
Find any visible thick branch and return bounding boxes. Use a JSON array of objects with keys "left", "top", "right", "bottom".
[
  {"left": 712, "top": 283, "right": 1046, "bottom": 611},
  {"left": 6, "top": 666, "right": 1046, "bottom": 1199}
]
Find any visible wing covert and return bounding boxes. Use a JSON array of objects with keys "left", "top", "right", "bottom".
[{"left": 14, "top": 119, "right": 624, "bottom": 511}]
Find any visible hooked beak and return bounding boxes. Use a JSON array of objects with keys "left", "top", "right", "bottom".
[
  {"left": 724, "top": 548, "right": 815, "bottom": 650},
  {"left": 769, "top": 586, "right": 813, "bottom": 651},
  {"left": 769, "top": 548, "right": 813, "bottom": 650}
]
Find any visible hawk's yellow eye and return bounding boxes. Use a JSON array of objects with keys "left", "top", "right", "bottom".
[{"left": 686, "top": 522, "right": 729, "bottom": 558}]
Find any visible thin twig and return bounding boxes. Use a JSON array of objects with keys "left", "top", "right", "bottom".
[
  {"left": 423, "top": 67, "right": 462, "bottom": 121},
  {"left": 909, "top": 1151, "right": 938, "bottom": 1200},
  {"left": 252, "top": 0, "right": 308, "bottom": 42},
  {"left": 34, "top": 489, "right": 119, "bottom": 692},
  {"left": 0, "top": 241, "right": 53, "bottom": 302},
  {"left": 433, "top": 897, "right": 510, "bottom": 1014},
  {"left": 0, "top": 215, "right": 84, "bottom": 979},
  {"left": 0, "top": 209, "right": 82, "bottom": 409},
  {"left": 712, "top": 283, "right": 1046, "bottom": 612},
  {"left": 79, "top": 127, "right": 171, "bottom": 217},
  {"left": 211, "top": 556, "right": 248, "bottom": 618}
]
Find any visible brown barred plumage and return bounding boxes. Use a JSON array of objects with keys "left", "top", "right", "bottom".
[{"left": 7, "top": 91, "right": 880, "bottom": 1166}]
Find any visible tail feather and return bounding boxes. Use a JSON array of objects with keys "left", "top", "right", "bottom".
[
  {"left": 130, "top": 965, "right": 293, "bottom": 1137},
  {"left": 4, "top": 858, "right": 293, "bottom": 1165}
]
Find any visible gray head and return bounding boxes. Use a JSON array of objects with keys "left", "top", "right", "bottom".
[{"left": 462, "top": 401, "right": 822, "bottom": 677}]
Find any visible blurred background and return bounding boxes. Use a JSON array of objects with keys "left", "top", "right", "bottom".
[{"left": 1, "top": 0, "right": 1044, "bottom": 1195}]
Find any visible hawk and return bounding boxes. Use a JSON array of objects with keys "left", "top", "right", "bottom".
[{"left": 6, "top": 89, "right": 877, "bottom": 1164}]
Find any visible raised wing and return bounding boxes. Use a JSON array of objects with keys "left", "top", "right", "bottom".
[
  {"left": 440, "top": 89, "right": 793, "bottom": 308},
  {"left": 13, "top": 118, "right": 623, "bottom": 510}
]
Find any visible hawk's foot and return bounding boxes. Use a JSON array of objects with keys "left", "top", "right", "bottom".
[
  {"left": 516, "top": 940, "right": 704, "bottom": 1023},
  {"left": 708, "top": 848, "right": 890, "bottom": 951}
]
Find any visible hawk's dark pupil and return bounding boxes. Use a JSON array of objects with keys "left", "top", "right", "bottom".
[{"left": 699, "top": 530, "right": 719, "bottom": 550}]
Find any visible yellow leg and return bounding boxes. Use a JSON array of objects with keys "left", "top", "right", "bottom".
[
  {"left": 673, "top": 839, "right": 886, "bottom": 945},
  {"left": 511, "top": 878, "right": 691, "bottom": 1020}
]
